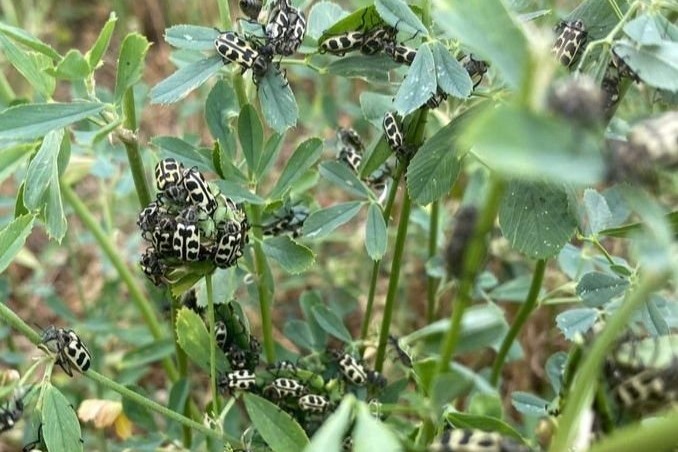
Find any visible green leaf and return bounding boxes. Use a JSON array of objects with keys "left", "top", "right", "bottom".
[
  {"left": 375, "top": 0, "right": 427, "bottom": 36},
  {"left": 150, "top": 55, "right": 223, "bottom": 104},
  {"left": 319, "top": 161, "right": 372, "bottom": 199},
  {"left": 394, "top": 42, "right": 436, "bottom": 116},
  {"left": 167, "top": 378, "right": 190, "bottom": 430},
  {"left": 0, "top": 214, "right": 35, "bottom": 274},
  {"left": 24, "top": 129, "right": 64, "bottom": 210},
  {"left": 0, "top": 22, "right": 60, "bottom": 59},
  {"left": 464, "top": 105, "right": 603, "bottom": 184},
  {"left": 243, "top": 393, "right": 309, "bottom": 452},
  {"left": 213, "top": 180, "right": 265, "bottom": 204},
  {"left": 299, "top": 291, "right": 328, "bottom": 350},
  {"left": 644, "top": 296, "right": 669, "bottom": 336},
  {"left": 510, "top": 392, "right": 548, "bottom": 417},
  {"left": 0, "top": 144, "right": 31, "bottom": 184},
  {"left": 407, "top": 106, "right": 479, "bottom": 204},
  {"left": 256, "top": 133, "right": 284, "bottom": 178},
  {"left": 175, "top": 307, "right": 227, "bottom": 372},
  {"left": 436, "top": 0, "right": 528, "bottom": 88},
  {"left": 302, "top": 201, "right": 364, "bottom": 240},
  {"left": 262, "top": 236, "right": 315, "bottom": 274},
  {"left": 583, "top": 189, "right": 612, "bottom": 235},
  {"left": 238, "top": 104, "right": 263, "bottom": 173},
  {"left": 164, "top": 25, "right": 218, "bottom": 51},
  {"left": 613, "top": 40, "right": 678, "bottom": 92},
  {"left": 284, "top": 319, "right": 316, "bottom": 351},
  {"left": 307, "top": 2, "right": 348, "bottom": 39},
  {"left": 0, "top": 102, "right": 105, "bottom": 141},
  {"left": 269, "top": 138, "right": 323, "bottom": 200},
  {"left": 86, "top": 12, "right": 117, "bottom": 69},
  {"left": 545, "top": 352, "right": 568, "bottom": 393},
  {"left": 430, "top": 40, "right": 472, "bottom": 98},
  {"left": 311, "top": 304, "right": 352, "bottom": 343},
  {"left": 0, "top": 34, "right": 55, "bottom": 97},
  {"left": 359, "top": 138, "right": 392, "bottom": 179},
  {"left": 576, "top": 272, "right": 629, "bottom": 308},
  {"left": 445, "top": 412, "right": 527, "bottom": 442},
  {"left": 499, "top": 180, "right": 578, "bottom": 259},
  {"left": 53, "top": 49, "right": 90, "bottom": 80},
  {"left": 152, "top": 136, "right": 216, "bottom": 174},
  {"left": 327, "top": 54, "right": 400, "bottom": 83},
  {"left": 115, "top": 33, "right": 151, "bottom": 101},
  {"left": 319, "top": 6, "right": 384, "bottom": 40},
  {"left": 555, "top": 308, "right": 599, "bottom": 341},
  {"left": 353, "top": 401, "right": 403, "bottom": 452},
  {"left": 305, "top": 396, "right": 354, "bottom": 451},
  {"left": 365, "top": 203, "right": 386, "bottom": 260},
  {"left": 205, "top": 79, "right": 238, "bottom": 152},
  {"left": 360, "top": 91, "right": 393, "bottom": 129},
  {"left": 42, "top": 384, "right": 83, "bottom": 452},
  {"left": 258, "top": 68, "right": 298, "bottom": 133},
  {"left": 623, "top": 13, "right": 676, "bottom": 45}
]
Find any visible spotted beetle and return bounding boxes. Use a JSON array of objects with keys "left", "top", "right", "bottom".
[
  {"left": 552, "top": 19, "right": 588, "bottom": 67},
  {"left": 0, "top": 393, "right": 25, "bottom": 434},
  {"left": 383, "top": 111, "right": 409, "bottom": 159},
  {"left": 137, "top": 202, "right": 162, "bottom": 241},
  {"left": 336, "top": 353, "right": 368, "bottom": 386},
  {"left": 338, "top": 147, "right": 362, "bottom": 173},
  {"left": 181, "top": 167, "right": 217, "bottom": 214},
  {"left": 426, "top": 88, "right": 449, "bottom": 109},
  {"left": 319, "top": 32, "right": 364, "bottom": 56},
  {"left": 152, "top": 216, "right": 176, "bottom": 257},
  {"left": 431, "top": 428, "right": 531, "bottom": 452},
  {"left": 155, "top": 158, "right": 184, "bottom": 191},
  {"left": 214, "top": 220, "right": 244, "bottom": 268},
  {"left": 298, "top": 394, "right": 330, "bottom": 413},
  {"left": 383, "top": 41, "right": 417, "bottom": 65},
  {"left": 140, "top": 247, "right": 166, "bottom": 286},
  {"left": 360, "top": 26, "right": 396, "bottom": 55},
  {"left": 41, "top": 327, "right": 92, "bottom": 377},
  {"left": 215, "top": 321, "right": 228, "bottom": 351},
  {"left": 215, "top": 30, "right": 260, "bottom": 70},
  {"left": 173, "top": 221, "right": 201, "bottom": 262},
  {"left": 239, "top": 0, "right": 263, "bottom": 20},
  {"left": 265, "top": 377, "right": 307, "bottom": 399},
  {"left": 462, "top": 54, "right": 488, "bottom": 89},
  {"left": 337, "top": 127, "right": 364, "bottom": 151},
  {"left": 219, "top": 369, "right": 257, "bottom": 392},
  {"left": 263, "top": 205, "right": 309, "bottom": 238}
]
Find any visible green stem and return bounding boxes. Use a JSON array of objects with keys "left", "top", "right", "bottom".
[
  {"left": 206, "top": 273, "right": 220, "bottom": 413},
  {"left": 216, "top": 0, "right": 232, "bottom": 29},
  {"left": 374, "top": 193, "right": 412, "bottom": 372},
  {"left": 62, "top": 184, "right": 179, "bottom": 381},
  {"left": 434, "top": 177, "right": 504, "bottom": 378},
  {"left": 0, "top": 302, "right": 41, "bottom": 344},
  {"left": 588, "top": 408, "right": 678, "bottom": 452},
  {"left": 426, "top": 201, "right": 440, "bottom": 323},
  {"left": 360, "top": 165, "right": 404, "bottom": 341},
  {"left": 249, "top": 206, "right": 275, "bottom": 362},
  {"left": 549, "top": 273, "right": 669, "bottom": 451},
  {"left": 85, "top": 370, "right": 239, "bottom": 444},
  {"left": 122, "top": 88, "right": 152, "bottom": 207},
  {"left": 489, "top": 259, "right": 546, "bottom": 386}
]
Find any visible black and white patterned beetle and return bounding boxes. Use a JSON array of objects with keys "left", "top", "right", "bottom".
[
  {"left": 337, "top": 353, "right": 367, "bottom": 386},
  {"left": 430, "top": 428, "right": 531, "bottom": 452},
  {"left": 360, "top": 26, "right": 396, "bottom": 55},
  {"left": 215, "top": 30, "right": 260, "bottom": 70},
  {"left": 383, "top": 41, "right": 417, "bottom": 66},
  {"left": 0, "top": 394, "right": 25, "bottom": 434},
  {"left": 219, "top": 369, "right": 257, "bottom": 392},
  {"left": 140, "top": 247, "right": 166, "bottom": 286},
  {"left": 137, "top": 201, "right": 162, "bottom": 240},
  {"left": 298, "top": 394, "right": 330, "bottom": 413},
  {"left": 552, "top": 19, "right": 588, "bottom": 67},
  {"left": 383, "top": 111, "right": 412, "bottom": 159},
  {"left": 266, "top": 377, "right": 307, "bottom": 398},
  {"left": 41, "top": 327, "right": 92, "bottom": 377},
  {"left": 152, "top": 216, "right": 176, "bottom": 257},
  {"left": 214, "top": 220, "right": 244, "bottom": 268},
  {"left": 319, "top": 32, "right": 364, "bottom": 56},
  {"left": 337, "top": 127, "right": 364, "bottom": 152},
  {"left": 462, "top": 54, "right": 489, "bottom": 89},
  {"left": 338, "top": 147, "right": 362, "bottom": 173},
  {"left": 239, "top": 0, "right": 263, "bottom": 20},
  {"left": 263, "top": 205, "right": 309, "bottom": 238},
  {"left": 173, "top": 221, "right": 201, "bottom": 262},
  {"left": 154, "top": 158, "right": 184, "bottom": 191},
  {"left": 215, "top": 320, "right": 228, "bottom": 351},
  {"left": 182, "top": 167, "right": 217, "bottom": 214}
]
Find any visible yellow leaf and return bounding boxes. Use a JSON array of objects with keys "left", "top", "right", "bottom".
[{"left": 114, "top": 413, "right": 133, "bottom": 440}]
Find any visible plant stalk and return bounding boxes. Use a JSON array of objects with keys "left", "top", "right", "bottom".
[
  {"left": 587, "top": 408, "right": 678, "bottom": 452},
  {"left": 549, "top": 272, "right": 669, "bottom": 451},
  {"left": 122, "top": 88, "right": 152, "bottom": 207},
  {"left": 62, "top": 184, "right": 179, "bottom": 381},
  {"left": 205, "top": 273, "right": 221, "bottom": 413},
  {"left": 490, "top": 258, "right": 547, "bottom": 386},
  {"left": 426, "top": 201, "right": 440, "bottom": 323}
]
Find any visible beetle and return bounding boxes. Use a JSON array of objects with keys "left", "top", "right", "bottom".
[
  {"left": 281, "top": 9, "right": 307, "bottom": 55},
  {"left": 154, "top": 158, "right": 184, "bottom": 191},
  {"left": 383, "top": 41, "right": 416, "bottom": 65},
  {"left": 137, "top": 202, "right": 163, "bottom": 241},
  {"left": 319, "top": 32, "right": 364, "bottom": 56},
  {"left": 382, "top": 111, "right": 407, "bottom": 157},
  {"left": 552, "top": 19, "right": 588, "bottom": 67},
  {"left": 338, "top": 147, "right": 362, "bottom": 173},
  {"left": 219, "top": 369, "right": 257, "bottom": 392},
  {"left": 140, "top": 247, "right": 166, "bottom": 286},
  {"left": 388, "top": 335, "right": 412, "bottom": 368},
  {"left": 336, "top": 353, "right": 368, "bottom": 386},
  {"left": 298, "top": 394, "right": 330, "bottom": 413},
  {"left": 182, "top": 167, "right": 218, "bottom": 214},
  {"left": 215, "top": 30, "right": 260, "bottom": 70},
  {"left": 151, "top": 216, "right": 176, "bottom": 257},
  {"left": 214, "top": 220, "right": 244, "bottom": 268},
  {"left": 266, "top": 377, "right": 307, "bottom": 399},
  {"left": 360, "top": 26, "right": 396, "bottom": 55},
  {"left": 173, "top": 221, "right": 201, "bottom": 262},
  {"left": 337, "top": 127, "right": 364, "bottom": 151},
  {"left": 41, "top": 326, "right": 92, "bottom": 377},
  {"left": 263, "top": 205, "right": 309, "bottom": 238},
  {"left": 0, "top": 394, "right": 25, "bottom": 434},
  {"left": 215, "top": 320, "right": 228, "bottom": 351},
  {"left": 431, "top": 428, "right": 531, "bottom": 452},
  {"left": 426, "top": 88, "right": 449, "bottom": 109},
  {"left": 239, "top": 0, "right": 263, "bottom": 20},
  {"left": 462, "top": 54, "right": 489, "bottom": 89}
]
